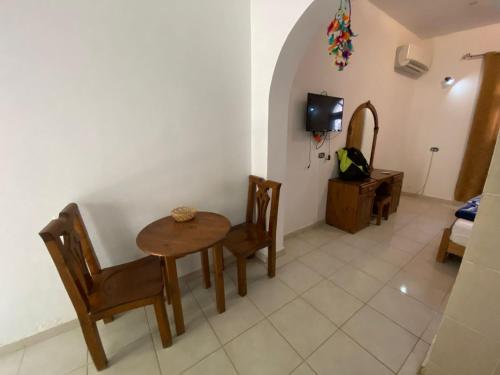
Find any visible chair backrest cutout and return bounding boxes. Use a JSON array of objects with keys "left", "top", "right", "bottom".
[
  {"left": 245, "top": 175, "right": 282, "bottom": 239},
  {"left": 39, "top": 203, "right": 99, "bottom": 316}
]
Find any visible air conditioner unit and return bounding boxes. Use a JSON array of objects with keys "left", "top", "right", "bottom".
[{"left": 395, "top": 44, "right": 432, "bottom": 78}]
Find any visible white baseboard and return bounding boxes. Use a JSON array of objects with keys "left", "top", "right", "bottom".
[
  {"left": 401, "top": 191, "right": 462, "bottom": 205},
  {"left": 284, "top": 220, "right": 325, "bottom": 240},
  {"left": 0, "top": 254, "right": 237, "bottom": 355},
  {"left": 255, "top": 246, "right": 285, "bottom": 263},
  {"left": 0, "top": 319, "right": 80, "bottom": 356}
]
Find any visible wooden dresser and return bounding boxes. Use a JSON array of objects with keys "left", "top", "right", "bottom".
[{"left": 326, "top": 169, "right": 404, "bottom": 233}]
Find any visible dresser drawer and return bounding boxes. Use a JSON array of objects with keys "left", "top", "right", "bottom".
[
  {"left": 359, "top": 183, "right": 378, "bottom": 195},
  {"left": 393, "top": 173, "right": 404, "bottom": 183}
]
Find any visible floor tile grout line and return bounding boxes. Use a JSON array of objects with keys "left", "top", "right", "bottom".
[
  {"left": 198, "top": 259, "right": 332, "bottom": 370},
  {"left": 354, "top": 228, "right": 443, "bottom": 343},
  {"left": 395, "top": 335, "right": 422, "bottom": 374},
  {"left": 326, "top": 211, "right": 453, "bottom": 372},
  {"left": 196, "top": 231, "right": 434, "bottom": 375},
  {"left": 335, "top": 326, "right": 398, "bottom": 374},
  {"left": 367, "top": 235, "right": 452, "bottom": 316},
  {"left": 265, "top": 311, "right": 314, "bottom": 366},
  {"left": 287, "top": 360, "right": 318, "bottom": 375},
  {"left": 288, "top": 286, "right": 395, "bottom": 374},
  {"left": 222, "top": 271, "right": 304, "bottom": 358},
  {"left": 365, "top": 299, "right": 433, "bottom": 340},
  {"left": 144, "top": 289, "right": 223, "bottom": 375},
  {"left": 277, "top": 267, "right": 326, "bottom": 294},
  {"left": 244, "top": 274, "right": 301, "bottom": 317},
  {"left": 251, "top": 275, "right": 346, "bottom": 374},
  {"left": 15, "top": 347, "right": 26, "bottom": 375},
  {"left": 182, "top": 271, "right": 378, "bottom": 373},
  {"left": 261, "top": 273, "right": 364, "bottom": 370},
  {"left": 302, "top": 280, "right": 398, "bottom": 374},
  {"left": 283, "top": 224, "right": 436, "bottom": 343},
  {"left": 383, "top": 274, "right": 449, "bottom": 313},
  {"left": 184, "top": 276, "right": 241, "bottom": 375},
  {"left": 298, "top": 217, "right": 443, "bottom": 371},
  {"left": 144, "top": 306, "right": 163, "bottom": 375}
]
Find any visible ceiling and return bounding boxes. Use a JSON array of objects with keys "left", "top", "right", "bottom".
[{"left": 368, "top": 0, "right": 500, "bottom": 38}]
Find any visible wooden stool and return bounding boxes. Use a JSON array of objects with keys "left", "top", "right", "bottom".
[{"left": 374, "top": 195, "right": 391, "bottom": 225}]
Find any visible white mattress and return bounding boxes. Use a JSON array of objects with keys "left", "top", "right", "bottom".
[{"left": 450, "top": 219, "right": 474, "bottom": 247}]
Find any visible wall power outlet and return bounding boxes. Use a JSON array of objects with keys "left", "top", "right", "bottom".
[{"left": 430, "top": 147, "right": 440, "bottom": 152}]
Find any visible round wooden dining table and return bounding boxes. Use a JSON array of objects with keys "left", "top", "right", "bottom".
[{"left": 136, "top": 211, "right": 231, "bottom": 335}]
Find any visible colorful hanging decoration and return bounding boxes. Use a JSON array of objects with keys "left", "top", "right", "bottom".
[{"left": 327, "top": 0, "right": 356, "bottom": 71}]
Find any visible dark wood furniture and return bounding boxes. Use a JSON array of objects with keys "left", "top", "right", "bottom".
[
  {"left": 326, "top": 170, "right": 404, "bottom": 233},
  {"left": 39, "top": 203, "right": 172, "bottom": 371},
  {"left": 137, "top": 212, "right": 230, "bottom": 335},
  {"left": 326, "top": 101, "right": 404, "bottom": 233},
  {"left": 222, "top": 175, "right": 282, "bottom": 297},
  {"left": 374, "top": 195, "right": 392, "bottom": 225},
  {"left": 436, "top": 225, "right": 466, "bottom": 262}
]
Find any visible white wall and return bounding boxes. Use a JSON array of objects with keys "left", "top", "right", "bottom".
[
  {"left": 403, "top": 22, "right": 500, "bottom": 200},
  {"left": 251, "top": 0, "right": 318, "bottom": 177},
  {"left": 253, "top": 0, "right": 341, "bottom": 253},
  {"left": 285, "top": 0, "right": 422, "bottom": 234},
  {"left": 0, "top": 0, "right": 251, "bottom": 346},
  {"left": 425, "top": 134, "right": 500, "bottom": 374},
  {"left": 284, "top": 3, "right": 500, "bottom": 233}
]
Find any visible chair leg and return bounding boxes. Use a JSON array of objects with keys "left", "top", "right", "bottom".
[
  {"left": 236, "top": 256, "right": 247, "bottom": 297},
  {"left": 201, "top": 249, "right": 211, "bottom": 289},
  {"left": 154, "top": 295, "right": 173, "bottom": 348},
  {"left": 376, "top": 204, "right": 382, "bottom": 225},
  {"left": 161, "top": 257, "right": 171, "bottom": 305},
  {"left": 384, "top": 204, "right": 390, "bottom": 221},
  {"left": 103, "top": 316, "right": 114, "bottom": 324},
  {"left": 166, "top": 257, "right": 185, "bottom": 335},
  {"left": 268, "top": 244, "right": 276, "bottom": 278},
  {"left": 80, "top": 319, "right": 107, "bottom": 371},
  {"left": 212, "top": 243, "right": 226, "bottom": 313}
]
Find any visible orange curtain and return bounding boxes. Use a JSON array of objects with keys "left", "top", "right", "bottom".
[{"left": 455, "top": 52, "right": 500, "bottom": 201}]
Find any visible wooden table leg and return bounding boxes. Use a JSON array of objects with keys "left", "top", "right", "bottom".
[
  {"left": 201, "top": 249, "right": 211, "bottom": 289},
  {"left": 165, "top": 257, "right": 185, "bottom": 335},
  {"left": 212, "top": 243, "right": 226, "bottom": 313},
  {"left": 160, "top": 257, "right": 171, "bottom": 305}
]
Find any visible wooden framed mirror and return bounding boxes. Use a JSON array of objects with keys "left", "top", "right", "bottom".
[{"left": 346, "top": 101, "right": 379, "bottom": 172}]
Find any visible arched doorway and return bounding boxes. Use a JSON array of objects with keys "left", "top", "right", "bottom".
[{"left": 266, "top": 0, "right": 341, "bottom": 250}]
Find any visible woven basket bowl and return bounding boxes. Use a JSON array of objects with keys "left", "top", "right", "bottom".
[{"left": 171, "top": 207, "right": 197, "bottom": 222}]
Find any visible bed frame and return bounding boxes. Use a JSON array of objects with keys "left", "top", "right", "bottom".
[{"left": 436, "top": 225, "right": 466, "bottom": 263}]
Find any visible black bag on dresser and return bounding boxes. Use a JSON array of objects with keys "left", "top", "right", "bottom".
[{"left": 337, "top": 147, "right": 370, "bottom": 181}]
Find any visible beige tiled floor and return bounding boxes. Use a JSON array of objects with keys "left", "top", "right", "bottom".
[{"left": 1, "top": 195, "right": 462, "bottom": 375}]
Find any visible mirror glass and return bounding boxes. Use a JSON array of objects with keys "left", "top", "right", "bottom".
[{"left": 348, "top": 108, "right": 375, "bottom": 161}]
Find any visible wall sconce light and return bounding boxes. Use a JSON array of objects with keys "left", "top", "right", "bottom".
[{"left": 442, "top": 76, "right": 456, "bottom": 88}]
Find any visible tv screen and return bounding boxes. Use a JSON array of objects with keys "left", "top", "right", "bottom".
[{"left": 306, "top": 93, "right": 344, "bottom": 132}]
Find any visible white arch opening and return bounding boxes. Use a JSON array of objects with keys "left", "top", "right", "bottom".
[{"left": 266, "top": 0, "right": 341, "bottom": 250}]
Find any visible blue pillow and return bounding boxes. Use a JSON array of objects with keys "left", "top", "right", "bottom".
[{"left": 455, "top": 195, "right": 481, "bottom": 222}]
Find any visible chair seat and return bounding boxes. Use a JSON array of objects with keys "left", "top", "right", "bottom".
[
  {"left": 89, "top": 256, "right": 163, "bottom": 314},
  {"left": 375, "top": 195, "right": 392, "bottom": 206},
  {"left": 223, "top": 223, "right": 272, "bottom": 257}
]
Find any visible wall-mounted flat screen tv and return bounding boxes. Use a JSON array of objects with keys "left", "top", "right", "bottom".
[{"left": 306, "top": 93, "right": 344, "bottom": 132}]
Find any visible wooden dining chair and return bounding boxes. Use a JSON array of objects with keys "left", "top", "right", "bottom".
[
  {"left": 222, "top": 175, "right": 282, "bottom": 296},
  {"left": 39, "top": 203, "right": 172, "bottom": 371}
]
